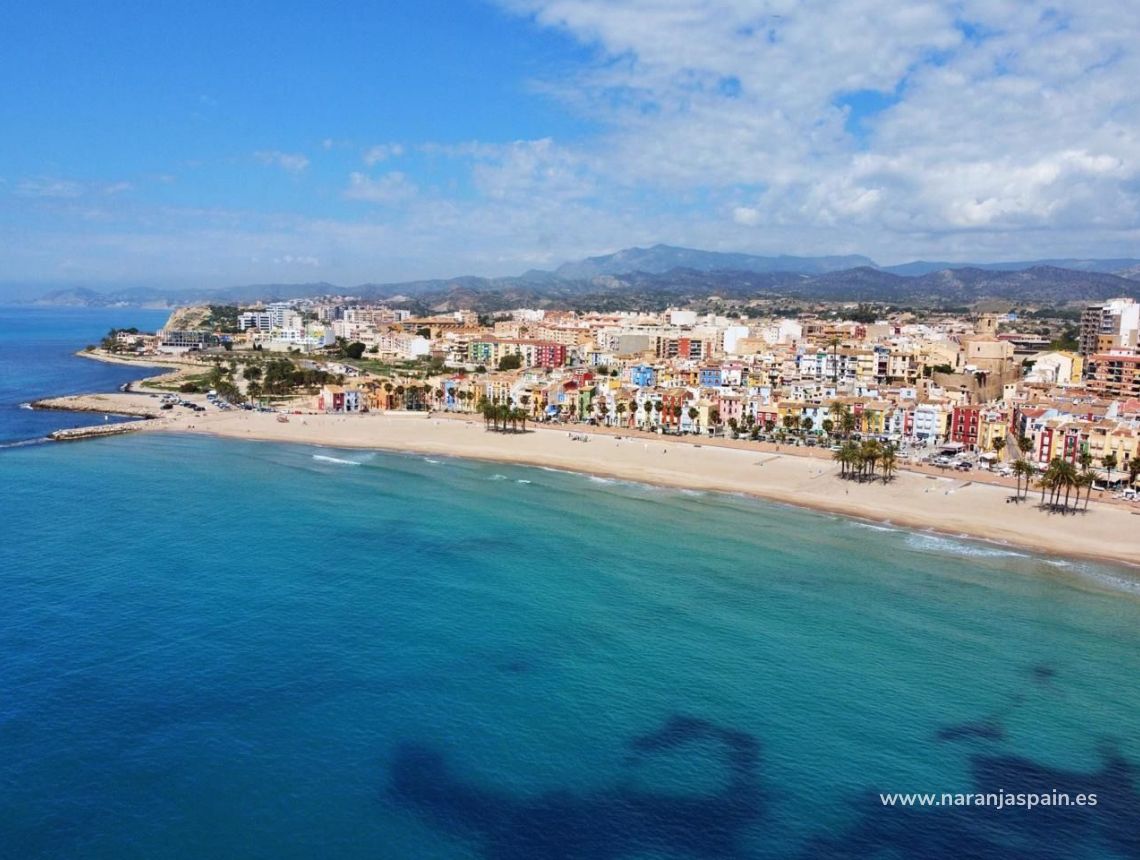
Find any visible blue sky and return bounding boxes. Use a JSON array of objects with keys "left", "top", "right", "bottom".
[{"left": 2, "top": 0, "right": 1139, "bottom": 293}]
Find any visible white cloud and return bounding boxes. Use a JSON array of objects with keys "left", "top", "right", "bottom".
[
  {"left": 362, "top": 143, "right": 405, "bottom": 166},
  {"left": 344, "top": 171, "right": 418, "bottom": 204},
  {"left": 489, "top": 0, "right": 1140, "bottom": 260},
  {"left": 255, "top": 150, "right": 310, "bottom": 173},
  {"left": 732, "top": 206, "right": 761, "bottom": 226},
  {"left": 15, "top": 178, "right": 85, "bottom": 198},
  {"left": 7, "top": 0, "right": 1140, "bottom": 286},
  {"left": 273, "top": 254, "right": 320, "bottom": 267}
]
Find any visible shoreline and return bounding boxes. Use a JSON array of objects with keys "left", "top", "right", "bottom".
[
  {"left": 122, "top": 403, "right": 1139, "bottom": 569},
  {"left": 24, "top": 366, "right": 1140, "bottom": 570}
]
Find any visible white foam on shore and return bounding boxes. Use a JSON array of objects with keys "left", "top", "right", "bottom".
[
  {"left": 312, "top": 451, "right": 360, "bottom": 465},
  {"left": 1047, "top": 561, "right": 1140, "bottom": 595},
  {"left": 904, "top": 532, "right": 1027, "bottom": 559},
  {"left": 853, "top": 521, "right": 899, "bottom": 533},
  {"left": 18, "top": 402, "right": 33, "bottom": 410}
]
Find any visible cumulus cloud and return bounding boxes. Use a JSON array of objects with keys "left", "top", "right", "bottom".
[
  {"left": 7, "top": 0, "right": 1140, "bottom": 286},
  {"left": 490, "top": 0, "right": 1140, "bottom": 260},
  {"left": 344, "top": 171, "right": 418, "bottom": 204},
  {"left": 273, "top": 254, "right": 320, "bottom": 267},
  {"left": 15, "top": 178, "right": 86, "bottom": 199},
  {"left": 362, "top": 143, "right": 405, "bottom": 165},
  {"left": 12, "top": 178, "right": 135, "bottom": 199},
  {"left": 255, "top": 150, "right": 310, "bottom": 173}
]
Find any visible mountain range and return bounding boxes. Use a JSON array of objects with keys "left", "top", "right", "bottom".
[{"left": 27, "top": 244, "right": 1140, "bottom": 312}]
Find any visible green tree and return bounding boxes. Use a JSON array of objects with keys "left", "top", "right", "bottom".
[
  {"left": 1103, "top": 452, "right": 1119, "bottom": 486},
  {"left": 498, "top": 353, "right": 523, "bottom": 371},
  {"left": 1012, "top": 458, "right": 1034, "bottom": 500},
  {"left": 880, "top": 443, "right": 898, "bottom": 483},
  {"left": 840, "top": 410, "right": 857, "bottom": 439}
]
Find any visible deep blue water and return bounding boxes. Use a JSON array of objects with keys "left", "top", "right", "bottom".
[
  {"left": 1, "top": 309, "right": 1139, "bottom": 859},
  {"left": 0, "top": 306, "right": 170, "bottom": 445}
]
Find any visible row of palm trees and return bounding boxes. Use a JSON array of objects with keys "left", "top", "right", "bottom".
[
  {"left": 1009, "top": 449, "right": 1122, "bottom": 514},
  {"left": 478, "top": 397, "right": 529, "bottom": 433},
  {"left": 833, "top": 439, "right": 899, "bottom": 483}
]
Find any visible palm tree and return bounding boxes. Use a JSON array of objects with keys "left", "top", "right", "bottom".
[
  {"left": 990, "top": 435, "right": 1005, "bottom": 462},
  {"left": 616, "top": 402, "right": 627, "bottom": 425},
  {"left": 1057, "top": 459, "right": 1079, "bottom": 512},
  {"left": 1079, "top": 450, "right": 1093, "bottom": 475},
  {"left": 801, "top": 416, "right": 814, "bottom": 436},
  {"left": 727, "top": 417, "right": 739, "bottom": 438},
  {"left": 1017, "top": 435, "right": 1033, "bottom": 457},
  {"left": 839, "top": 441, "right": 860, "bottom": 479},
  {"left": 1012, "top": 458, "right": 1031, "bottom": 500},
  {"left": 860, "top": 439, "right": 882, "bottom": 480},
  {"left": 1103, "top": 452, "right": 1119, "bottom": 487},
  {"left": 840, "top": 410, "right": 857, "bottom": 439},
  {"left": 880, "top": 443, "right": 898, "bottom": 483},
  {"left": 821, "top": 418, "right": 834, "bottom": 438},
  {"left": 1038, "top": 458, "right": 1057, "bottom": 506},
  {"left": 1039, "top": 457, "right": 1077, "bottom": 511},
  {"left": 1076, "top": 471, "right": 1095, "bottom": 511},
  {"left": 833, "top": 443, "right": 850, "bottom": 478},
  {"left": 828, "top": 401, "right": 848, "bottom": 426},
  {"left": 687, "top": 406, "right": 699, "bottom": 433}
]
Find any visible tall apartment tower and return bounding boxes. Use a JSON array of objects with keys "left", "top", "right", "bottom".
[{"left": 1079, "top": 298, "right": 1140, "bottom": 359}]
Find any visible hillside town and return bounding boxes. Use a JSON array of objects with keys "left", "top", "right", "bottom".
[{"left": 104, "top": 295, "right": 1140, "bottom": 499}]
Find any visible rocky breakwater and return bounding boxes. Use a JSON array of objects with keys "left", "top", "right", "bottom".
[
  {"left": 49, "top": 421, "right": 152, "bottom": 441},
  {"left": 31, "top": 393, "right": 160, "bottom": 442}
]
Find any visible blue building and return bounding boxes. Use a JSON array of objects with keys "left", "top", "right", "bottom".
[
  {"left": 630, "top": 364, "right": 658, "bottom": 388},
  {"left": 698, "top": 366, "right": 722, "bottom": 388}
]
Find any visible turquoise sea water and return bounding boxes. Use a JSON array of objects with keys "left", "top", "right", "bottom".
[
  {"left": 2, "top": 310, "right": 1140, "bottom": 858},
  {"left": 0, "top": 307, "right": 170, "bottom": 445}
]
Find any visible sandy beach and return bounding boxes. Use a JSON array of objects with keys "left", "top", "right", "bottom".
[{"left": 37, "top": 389, "right": 1138, "bottom": 568}]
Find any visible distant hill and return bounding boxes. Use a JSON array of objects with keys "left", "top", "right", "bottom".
[
  {"left": 553, "top": 244, "right": 876, "bottom": 279},
  {"left": 27, "top": 244, "right": 1140, "bottom": 312},
  {"left": 884, "top": 258, "right": 1140, "bottom": 277}
]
